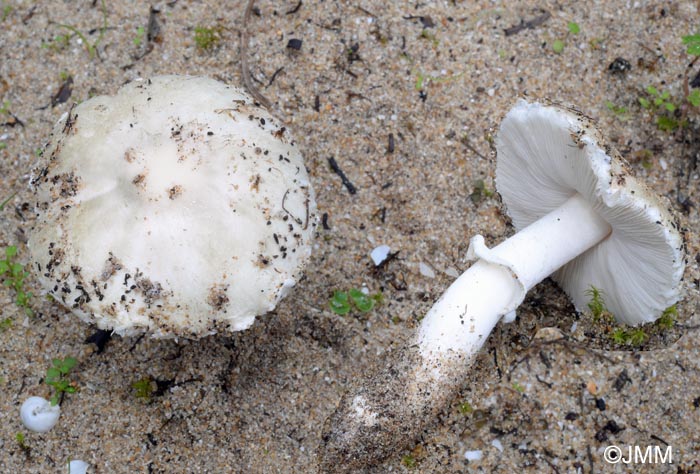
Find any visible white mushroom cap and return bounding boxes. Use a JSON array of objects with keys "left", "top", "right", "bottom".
[
  {"left": 496, "top": 100, "right": 684, "bottom": 325},
  {"left": 29, "top": 75, "right": 317, "bottom": 338}
]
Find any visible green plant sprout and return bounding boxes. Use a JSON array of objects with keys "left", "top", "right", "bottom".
[
  {"left": 41, "top": 33, "right": 72, "bottom": 52},
  {"left": 469, "top": 179, "right": 494, "bottom": 203},
  {"left": 552, "top": 39, "right": 565, "bottom": 54},
  {"left": 656, "top": 304, "right": 677, "bottom": 330},
  {"left": 553, "top": 21, "right": 580, "bottom": 54},
  {"left": 133, "top": 26, "right": 145, "bottom": 46},
  {"left": 54, "top": 0, "right": 107, "bottom": 58},
  {"left": 637, "top": 85, "right": 690, "bottom": 132},
  {"left": 688, "top": 89, "right": 700, "bottom": 107},
  {"left": 610, "top": 327, "right": 628, "bottom": 345},
  {"left": 2, "top": 5, "right": 11, "bottom": 22},
  {"left": 458, "top": 401, "right": 473, "bottom": 415},
  {"left": 194, "top": 25, "right": 223, "bottom": 50},
  {"left": 1, "top": 246, "right": 34, "bottom": 316},
  {"left": 604, "top": 100, "right": 628, "bottom": 120},
  {"left": 585, "top": 285, "right": 612, "bottom": 321},
  {"left": 0, "top": 317, "right": 12, "bottom": 331},
  {"left": 45, "top": 356, "right": 78, "bottom": 406},
  {"left": 682, "top": 34, "right": 700, "bottom": 56},
  {"left": 16, "top": 432, "right": 30, "bottom": 455},
  {"left": 627, "top": 328, "right": 648, "bottom": 346},
  {"left": 401, "top": 453, "right": 417, "bottom": 469},
  {"left": 132, "top": 377, "right": 156, "bottom": 401},
  {"left": 512, "top": 382, "right": 525, "bottom": 393},
  {"left": 329, "top": 288, "right": 383, "bottom": 315},
  {"left": 567, "top": 22, "right": 581, "bottom": 34},
  {"left": 0, "top": 142, "right": 6, "bottom": 151}
]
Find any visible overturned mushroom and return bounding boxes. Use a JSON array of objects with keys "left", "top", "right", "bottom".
[
  {"left": 29, "top": 75, "right": 316, "bottom": 338},
  {"left": 320, "top": 100, "right": 685, "bottom": 470}
]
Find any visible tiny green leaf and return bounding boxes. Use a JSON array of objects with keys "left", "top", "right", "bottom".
[
  {"left": 646, "top": 85, "right": 659, "bottom": 96},
  {"left": 329, "top": 291, "right": 351, "bottom": 315},
  {"left": 656, "top": 116, "right": 678, "bottom": 132},
  {"left": 682, "top": 34, "right": 700, "bottom": 56},
  {"left": 567, "top": 22, "right": 580, "bottom": 34},
  {"left": 133, "top": 26, "right": 145, "bottom": 46},
  {"left": 638, "top": 97, "right": 650, "bottom": 109},
  {"left": 349, "top": 289, "right": 374, "bottom": 312},
  {"left": 459, "top": 401, "right": 473, "bottom": 415},
  {"left": 552, "top": 39, "right": 565, "bottom": 54},
  {"left": 5, "top": 246, "right": 17, "bottom": 258},
  {"left": 688, "top": 89, "right": 700, "bottom": 107}
]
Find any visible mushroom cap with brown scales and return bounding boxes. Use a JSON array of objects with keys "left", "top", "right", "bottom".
[
  {"left": 29, "top": 75, "right": 317, "bottom": 338},
  {"left": 496, "top": 100, "right": 685, "bottom": 325}
]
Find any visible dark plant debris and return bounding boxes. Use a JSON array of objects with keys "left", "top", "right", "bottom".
[
  {"left": 504, "top": 10, "right": 550, "bottom": 36},
  {"left": 50, "top": 76, "right": 74, "bottom": 108},
  {"left": 287, "top": 38, "right": 303, "bottom": 51},
  {"left": 328, "top": 156, "right": 357, "bottom": 194},
  {"left": 85, "top": 328, "right": 112, "bottom": 354}
]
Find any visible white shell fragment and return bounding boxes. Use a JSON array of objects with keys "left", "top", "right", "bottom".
[
  {"left": 68, "top": 460, "right": 90, "bottom": 474},
  {"left": 418, "top": 262, "right": 436, "bottom": 279},
  {"left": 28, "top": 76, "right": 317, "bottom": 337},
  {"left": 464, "top": 450, "right": 483, "bottom": 461},
  {"left": 496, "top": 100, "right": 684, "bottom": 325},
  {"left": 20, "top": 396, "right": 60, "bottom": 433},
  {"left": 370, "top": 245, "right": 391, "bottom": 266}
]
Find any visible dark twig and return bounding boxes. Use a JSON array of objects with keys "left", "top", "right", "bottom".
[
  {"left": 504, "top": 10, "right": 550, "bottom": 36},
  {"left": 241, "top": 0, "right": 272, "bottom": 109},
  {"left": 328, "top": 157, "right": 357, "bottom": 194}
]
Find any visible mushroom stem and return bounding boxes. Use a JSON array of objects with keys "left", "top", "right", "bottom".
[
  {"left": 320, "top": 193, "right": 612, "bottom": 471},
  {"left": 419, "top": 192, "right": 611, "bottom": 360}
]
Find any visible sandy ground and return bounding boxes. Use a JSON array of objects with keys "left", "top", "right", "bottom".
[{"left": 0, "top": 0, "right": 699, "bottom": 473}]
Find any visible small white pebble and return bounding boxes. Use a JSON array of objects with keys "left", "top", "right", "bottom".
[
  {"left": 491, "top": 439, "right": 503, "bottom": 452},
  {"left": 370, "top": 245, "right": 391, "bottom": 266},
  {"left": 20, "top": 396, "right": 60, "bottom": 433},
  {"left": 659, "top": 158, "right": 667, "bottom": 170},
  {"left": 444, "top": 266, "right": 460, "bottom": 278},
  {"left": 419, "top": 262, "right": 435, "bottom": 278},
  {"left": 570, "top": 322, "right": 577, "bottom": 333},
  {"left": 464, "top": 450, "right": 483, "bottom": 461},
  {"left": 68, "top": 460, "right": 90, "bottom": 474}
]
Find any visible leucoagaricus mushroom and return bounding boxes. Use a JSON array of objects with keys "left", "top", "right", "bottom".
[
  {"left": 320, "top": 100, "right": 685, "bottom": 471},
  {"left": 28, "top": 75, "right": 316, "bottom": 338}
]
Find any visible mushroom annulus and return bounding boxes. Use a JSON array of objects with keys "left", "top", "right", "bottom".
[
  {"left": 28, "top": 75, "right": 316, "bottom": 338},
  {"left": 20, "top": 396, "right": 60, "bottom": 433},
  {"left": 320, "top": 100, "right": 685, "bottom": 471}
]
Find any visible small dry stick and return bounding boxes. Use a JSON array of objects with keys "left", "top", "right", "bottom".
[{"left": 241, "top": 0, "right": 272, "bottom": 109}]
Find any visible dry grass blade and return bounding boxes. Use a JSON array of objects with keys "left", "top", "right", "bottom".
[{"left": 241, "top": 0, "right": 272, "bottom": 110}]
